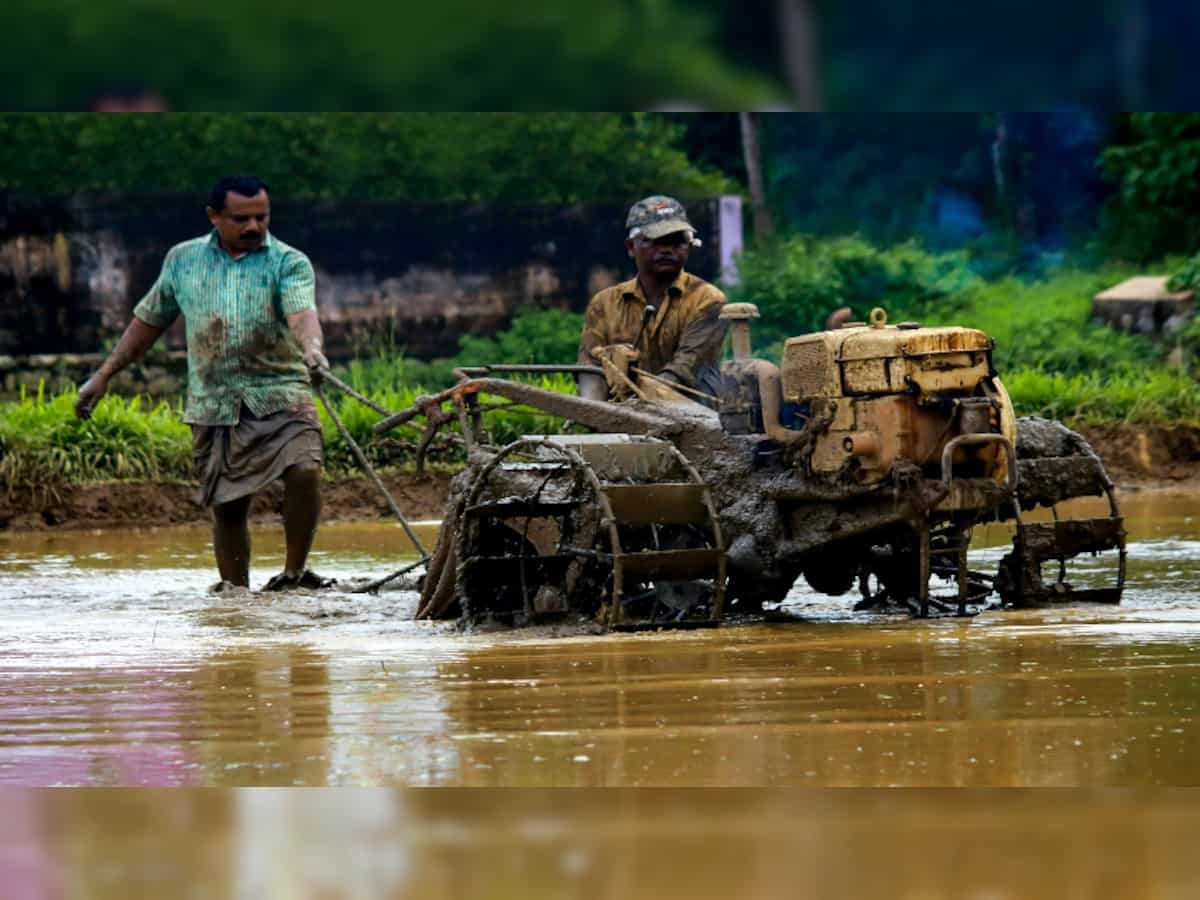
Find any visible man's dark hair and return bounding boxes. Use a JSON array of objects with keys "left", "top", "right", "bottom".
[{"left": 208, "top": 175, "right": 269, "bottom": 211}]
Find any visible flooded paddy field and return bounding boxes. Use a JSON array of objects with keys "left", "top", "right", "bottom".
[
  {"left": 2, "top": 492, "right": 1200, "bottom": 786},
  {"left": 6, "top": 789, "right": 1200, "bottom": 898}
]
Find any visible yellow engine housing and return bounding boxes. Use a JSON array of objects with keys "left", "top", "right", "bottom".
[
  {"left": 781, "top": 321, "right": 1016, "bottom": 487},
  {"left": 781, "top": 324, "right": 993, "bottom": 400}
]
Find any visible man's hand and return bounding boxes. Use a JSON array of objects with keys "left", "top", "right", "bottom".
[
  {"left": 302, "top": 342, "right": 329, "bottom": 386},
  {"left": 75, "top": 374, "right": 109, "bottom": 419},
  {"left": 73, "top": 316, "right": 165, "bottom": 420}
]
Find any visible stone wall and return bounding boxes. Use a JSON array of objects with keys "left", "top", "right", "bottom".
[
  {"left": 0, "top": 351, "right": 186, "bottom": 399},
  {"left": 0, "top": 194, "right": 736, "bottom": 366}
]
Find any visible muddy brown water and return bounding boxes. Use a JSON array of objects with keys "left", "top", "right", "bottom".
[
  {"left": 2, "top": 493, "right": 1200, "bottom": 787},
  {"left": 6, "top": 790, "right": 1200, "bottom": 898}
]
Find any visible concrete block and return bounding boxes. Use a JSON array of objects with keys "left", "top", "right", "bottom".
[{"left": 1093, "top": 276, "right": 1195, "bottom": 335}]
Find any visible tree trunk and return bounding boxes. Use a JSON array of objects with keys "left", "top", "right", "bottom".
[
  {"left": 739, "top": 112, "right": 774, "bottom": 238},
  {"left": 777, "top": 0, "right": 822, "bottom": 111}
]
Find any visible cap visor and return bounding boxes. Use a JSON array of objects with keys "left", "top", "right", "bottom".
[{"left": 641, "top": 219, "right": 692, "bottom": 240}]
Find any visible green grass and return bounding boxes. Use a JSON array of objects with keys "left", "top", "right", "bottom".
[
  {"left": 1004, "top": 369, "right": 1200, "bottom": 426},
  {"left": 0, "top": 374, "right": 576, "bottom": 492},
  {"left": 0, "top": 384, "right": 193, "bottom": 492}
]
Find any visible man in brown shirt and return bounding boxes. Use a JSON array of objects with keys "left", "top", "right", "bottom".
[{"left": 577, "top": 195, "right": 727, "bottom": 401}]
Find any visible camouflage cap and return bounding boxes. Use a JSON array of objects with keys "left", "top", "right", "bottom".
[{"left": 625, "top": 195, "right": 695, "bottom": 241}]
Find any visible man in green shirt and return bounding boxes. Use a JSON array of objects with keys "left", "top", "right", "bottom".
[{"left": 74, "top": 175, "right": 331, "bottom": 592}]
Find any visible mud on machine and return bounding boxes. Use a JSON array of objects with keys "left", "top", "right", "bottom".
[{"left": 370, "top": 306, "right": 1126, "bottom": 630}]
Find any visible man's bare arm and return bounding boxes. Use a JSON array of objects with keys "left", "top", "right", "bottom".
[
  {"left": 74, "top": 317, "right": 166, "bottom": 419},
  {"left": 287, "top": 309, "right": 328, "bottom": 379}
]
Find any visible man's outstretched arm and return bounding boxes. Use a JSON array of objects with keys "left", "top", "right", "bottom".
[{"left": 75, "top": 317, "right": 166, "bottom": 419}]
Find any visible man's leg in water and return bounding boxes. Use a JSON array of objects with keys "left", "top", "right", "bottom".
[
  {"left": 212, "top": 495, "right": 252, "bottom": 587},
  {"left": 282, "top": 462, "right": 322, "bottom": 577}
]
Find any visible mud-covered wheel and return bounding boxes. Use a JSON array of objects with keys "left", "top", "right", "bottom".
[
  {"left": 416, "top": 439, "right": 599, "bottom": 621},
  {"left": 616, "top": 523, "right": 720, "bottom": 623},
  {"left": 421, "top": 434, "right": 726, "bottom": 630},
  {"left": 455, "top": 439, "right": 599, "bottom": 623},
  {"left": 1002, "top": 417, "right": 1128, "bottom": 607}
]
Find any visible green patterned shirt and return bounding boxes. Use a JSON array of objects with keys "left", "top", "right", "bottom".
[{"left": 133, "top": 230, "right": 317, "bottom": 426}]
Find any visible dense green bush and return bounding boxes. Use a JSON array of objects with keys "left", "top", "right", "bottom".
[
  {"left": 761, "top": 116, "right": 997, "bottom": 244},
  {"left": 1102, "top": 113, "right": 1200, "bottom": 260},
  {"left": 728, "top": 235, "right": 981, "bottom": 345},
  {"left": 733, "top": 238, "right": 1160, "bottom": 378},
  {"left": 1168, "top": 252, "right": 1200, "bottom": 293},
  {"left": 454, "top": 308, "right": 585, "bottom": 367}
]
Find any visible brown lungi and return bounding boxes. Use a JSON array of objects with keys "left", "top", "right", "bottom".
[{"left": 191, "top": 402, "right": 323, "bottom": 507}]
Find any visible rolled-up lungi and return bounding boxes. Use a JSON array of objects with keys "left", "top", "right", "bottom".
[{"left": 191, "top": 402, "right": 323, "bottom": 507}]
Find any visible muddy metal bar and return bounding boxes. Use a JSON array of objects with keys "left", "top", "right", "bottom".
[
  {"left": 314, "top": 382, "right": 431, "bottom": 560},
  {"left": 317, "top": 369, "right": 395, "bottom": 418},
  {"left": 452, "top": 364, "right": 605, "bottom": 379}
]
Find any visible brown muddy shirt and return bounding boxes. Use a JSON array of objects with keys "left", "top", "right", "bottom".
[{"left": 577, "top": 271, "right": 727, "bottom": 388}]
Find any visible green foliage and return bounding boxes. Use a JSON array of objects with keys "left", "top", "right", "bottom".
[
  {"left": 0, "top": 1, "right": 1153, "bottom": 114},
  {"left": 881, "top": 264, "right": 1198, "bottom": 424},
  {"left": 1168, "top": 252, "right": 1200, "bottom": 292},
  {"left": 0, "top": 3, "right": 774, "bottom": 111},
  {"left": 0, "top": 385, "right": 192, "bottom": 491},
  {"left": 818, "top": 3, "right": 1126, "bottom": 111},
  {"left": 1102, "top": 113, "right": 1200, "bottom": 259},
  {"left": 454, "top": 308, "right": 585, "bottom": 366},
  {"left": 728, "top": 235, "right": 981, "bottom": 344},
  {"left": 0, "top": 113, "right": 736, "bottom": 203},
  {"left": 0, "top": 307, "right": 592, "bottom": 490},
  {"left": 734, "top": 239, "right": 1160, "bottom": 378}
]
